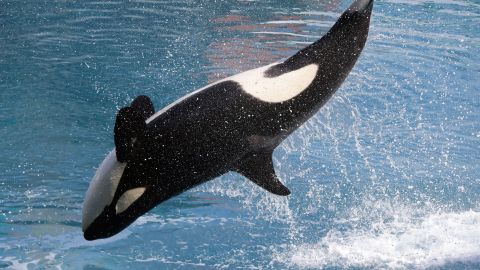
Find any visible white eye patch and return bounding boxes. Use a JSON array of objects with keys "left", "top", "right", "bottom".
[{"left": 115, "top": 187, "right": 146, "bottom": 214}]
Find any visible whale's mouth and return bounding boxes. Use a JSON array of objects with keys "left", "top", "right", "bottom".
[
  {"left": 83, "top": 187, "right": 153, "bottom": 241},
  {"left": 83, "top": 205, "right": 129, "bottom": 241}
]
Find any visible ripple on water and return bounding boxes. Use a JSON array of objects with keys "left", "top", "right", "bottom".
[{"left": 0, "top": 0, "right": 479, "bottom": 269}]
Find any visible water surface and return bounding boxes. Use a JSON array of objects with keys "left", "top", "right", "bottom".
[{"left": 1, "top": 0, "right": 479, "bottom": 269}]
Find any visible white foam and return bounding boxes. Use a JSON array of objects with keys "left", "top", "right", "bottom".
[
  {"left": 276, "top": 209, "right": 480, "bottom": 269},
  {"left": 1, "top": 257, "right": 39, "bottom": 270},
  {"left": 134, "top": 214, "right": 238, "bottom": 227}
]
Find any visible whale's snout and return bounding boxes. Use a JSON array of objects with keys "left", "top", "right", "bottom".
[
  {"left": 82, "top": 150, "right": 153, "bottom": 240},
  {"left": 83, "top": 205, "right": 125, "bottom": 241}
]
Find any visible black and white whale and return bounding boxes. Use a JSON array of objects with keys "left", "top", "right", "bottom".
[{"left": 82, "top": 0, "right": 374, "bottom": 240}]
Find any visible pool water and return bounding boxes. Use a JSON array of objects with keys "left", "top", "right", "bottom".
[{"left": 1, "top": 0, "right": 479, "bottom": 269}]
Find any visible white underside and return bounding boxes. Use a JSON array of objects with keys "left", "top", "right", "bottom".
[
  {"left": 146, "top": 62, "right": 319, "bottom": 123},
  {"left": 82, "top": 150, "right": 126, "bottom": 231}
]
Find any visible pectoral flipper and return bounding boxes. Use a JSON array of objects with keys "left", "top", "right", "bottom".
[{"left": 234, "top": 150, "right": 290, "bottom": 196}]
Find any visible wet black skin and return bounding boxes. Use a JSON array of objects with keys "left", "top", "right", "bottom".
[{"left": 84, "top": 0, "right": 374, "bottom": 240}]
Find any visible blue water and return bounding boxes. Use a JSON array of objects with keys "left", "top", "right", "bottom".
[{"left": 1, "top": 0, "right": 479, "bottom": 269}]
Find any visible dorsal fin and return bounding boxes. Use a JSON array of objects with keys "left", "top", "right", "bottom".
[
  {"left": 114, "top": 107, "right": 146, "bottom": 163},
  {"left": 233, "top": 150, "right": 290, "bottom": 196},
  {"left": 130, "top": 95, "right": 155, "bottom": 121}
]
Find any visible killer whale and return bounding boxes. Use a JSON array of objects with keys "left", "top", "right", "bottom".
[{"left": 82, "top": 0, "right": 374, "bottom": 240}]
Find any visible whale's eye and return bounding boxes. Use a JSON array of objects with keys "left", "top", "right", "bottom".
[{"left": 115, "top": 187, "right": 146, "bottom": 214}]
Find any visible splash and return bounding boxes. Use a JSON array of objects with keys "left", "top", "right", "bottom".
[{"left": 276, "top": 202, "right": 480, "bottom": 269}]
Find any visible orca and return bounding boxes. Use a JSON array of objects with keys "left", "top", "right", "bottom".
[{"left": 82, "top": 0, "right": 374, "bottom": 240}]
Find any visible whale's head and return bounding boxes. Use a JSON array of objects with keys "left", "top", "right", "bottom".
[
  {"left": 81, "top": 150, "right": 153, "bottom": 240},
  {"left": 82, "top": 96, "right": 156, "bottom": 240}
]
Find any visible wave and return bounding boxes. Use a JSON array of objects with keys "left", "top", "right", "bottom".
[{"left": 275, "top": 202, "right": 480, "bottom": 269}]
